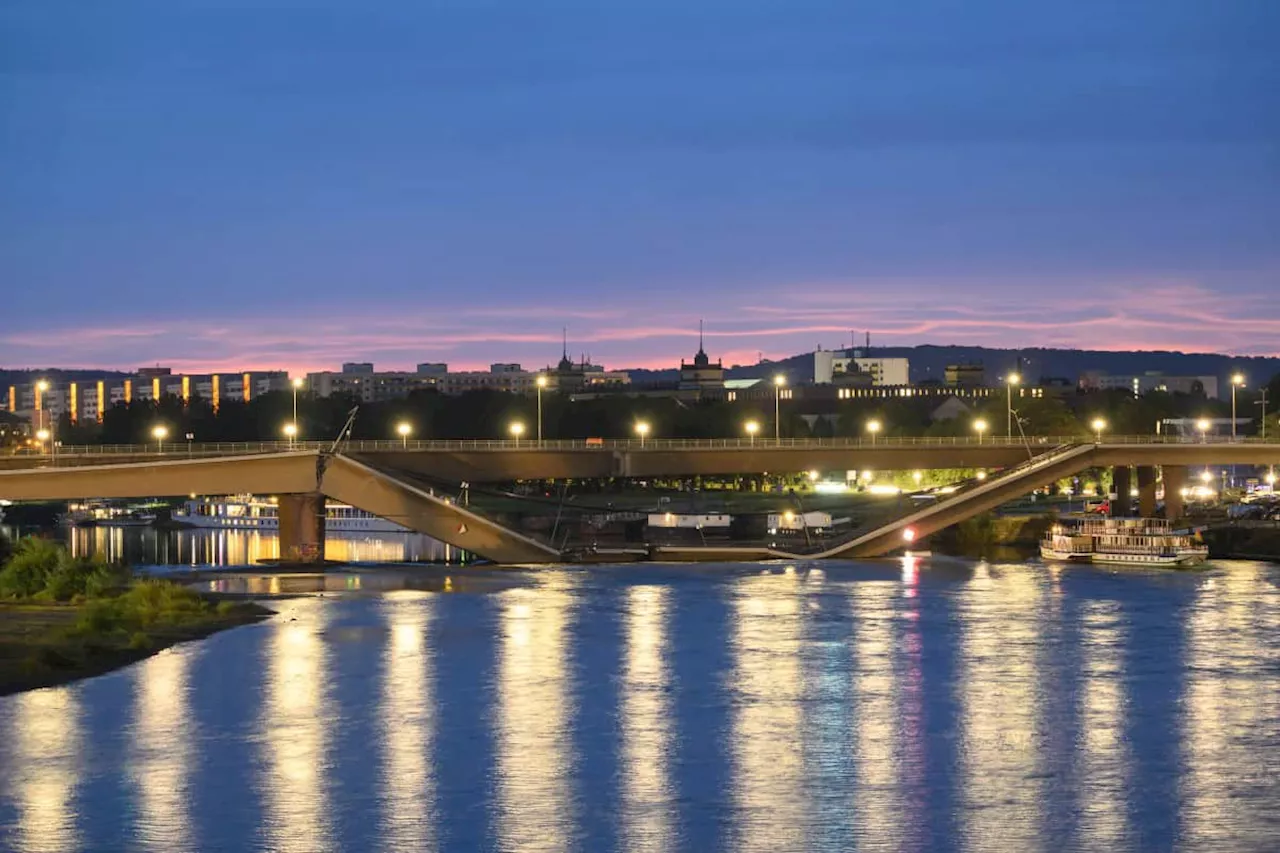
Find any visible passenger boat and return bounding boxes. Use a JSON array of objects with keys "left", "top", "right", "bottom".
[
  {"left": 177, "top": 496, "right": 407, "bottom": 533},
  {"left": 1040, "top": 517, "right": 1208, "bottom": 567}
]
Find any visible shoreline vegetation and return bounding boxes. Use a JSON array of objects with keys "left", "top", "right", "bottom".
[{"left": 0, "top": 537, "right": 271, "bottom": 697}]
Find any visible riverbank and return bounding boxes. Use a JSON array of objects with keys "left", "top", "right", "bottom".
[{"left": 0, "top": 596, "right": 272, "bottom": 696}]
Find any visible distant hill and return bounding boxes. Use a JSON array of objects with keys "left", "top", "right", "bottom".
[{"left": 623, "top": 346, "right": 1280, "bottom": 389}]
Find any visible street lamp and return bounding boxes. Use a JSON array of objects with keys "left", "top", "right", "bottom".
[
  {"left": 773, "top": 375, "right": 786, "bottom": 443},
  {"left": 509, "top": 421, "right": 525, "bottom": 446},
  {"left": 1004, "top": 372, "right": 1021, "bottom": 437},
  {"left": 291, "top": 377, "right": 304, "bottom": 428},
  {"left": 36, "top": 428, "right": 50, "bottom": 457},
  {"left": 152, "top": 425, "right": 168, "bottom": 453},
  {"left": 1090, "top": 417, "right": 1107, "bottom": 445},
  {"left": 35, "top": 379, "right": 51, "bottom": 436},
  {"left": 973, "top": 418, "right": 988, "bottom": 444},
  {"left": 745, "top": 420, "right": 760, "bottom": 446},
  {"left": 912, "top": 470, "right": 924, "bottom": 487},
  {"left": 283, "top": 422, "right": 298, "bottom": 448},
  {"left": 635, "top": 421, "right": 650, "bottom": 448},
  {"left": 536, "top": 374, "right": 548, "bottom": 445},
  {"left": 866, "top": 419, "right": 882, "bottom": 446},
  {"left": 1196, "top": 418, "right": 1210, "bottom": 443},
  {"left": 1231, "top": 373, "right": 1245, "bottom": 440},
  {"left": 396, "top": 421, "right": 412, "bottom": 448}
]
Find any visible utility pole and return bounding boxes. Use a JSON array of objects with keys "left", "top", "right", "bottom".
[{"left": 1257, "top": 388, "right": 1269, "bottom": 440}]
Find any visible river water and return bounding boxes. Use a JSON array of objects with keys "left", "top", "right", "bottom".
[{"left": 0, "top": 537, "right": 1279, "bottom": 851}]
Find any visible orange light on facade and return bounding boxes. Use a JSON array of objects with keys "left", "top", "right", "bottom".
[
  {"left": 96, "top": 381, "right": 105, "bottom": 423},
  {"left": 124, "top": 379, "right": 133, "bottom": 403},
  {"left": 6, "top": 386, "right": 14, "bottom": 413},
  {"left": 211, "top": 375, "right": 220, "bottom": 411},
  {"left": 69, "top": 383, "right": 78, "bottom": 423},
  {"left": 151, "top": 377, "right": 160, "bottom": 400},
  {"left": 181, "top": 375, "right": 190, "bottom": 405},
  {"left": 243, "top": 372, "right": 251, "bottom": 402}
]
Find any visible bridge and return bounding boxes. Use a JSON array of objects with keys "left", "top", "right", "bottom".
[{"left": 2, "top": 437, "right": 1277, "bottom": 564}]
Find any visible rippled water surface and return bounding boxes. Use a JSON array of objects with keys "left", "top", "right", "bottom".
[{"left": 1, "top": 558, "right": 1278, "bottom": 852}]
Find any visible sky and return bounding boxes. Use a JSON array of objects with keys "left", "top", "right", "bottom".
[{"left": 2, "top": 0, "right": 1278, "bottom": 374}]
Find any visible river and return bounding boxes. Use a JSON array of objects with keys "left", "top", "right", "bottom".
[{"left": 0, "top": 530, "right": 1278, "bottom": 851}]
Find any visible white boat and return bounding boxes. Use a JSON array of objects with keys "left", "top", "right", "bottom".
[
  {"left": 1041, "top": 517, "right": 1208, "bottom": 567},
  {"left": 177, "top": 496, "right": 407, "bottom": 533}
]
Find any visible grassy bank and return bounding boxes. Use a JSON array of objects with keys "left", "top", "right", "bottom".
[{"left": 0, "top": 537, "right": 271, "bottom": 696}]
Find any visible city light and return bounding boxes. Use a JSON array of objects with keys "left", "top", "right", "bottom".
[
  {"left": 152, "top": 425, "right": 169, "bottom": 453},
  {"left": 1200, "top": 469, "right": 1212, "bottom": 483},
  {"left": 283, "top": 422, "right": 298, "bottom": 448},
  {"left": 773, "top": 375, "right": 786, "bottom": 443},
  {"left": 509, "top": 421, "right": 525, "bottom": 445},
  {"left": 1005, "top": 373, "right": 1021, "bottom": 436},
  {"left": 866, "top": 419, "right": 882, "bottom": 445},
  {"left": 773, "top": 374, "right": 786, "bottom": 387},
  {"left": 913, "top": 470, "right": 923, "bottom": 485},
  {"left": 291, "top": 377, "right": 304, "bottom": 389},
  {"left": 536, "top": 375, "right": 548, "bottom": 388},
  {"left": 975, "top": 470, "right": 988, "bottom": 481},
  {"left": 1091, "top": 417, "right": 1107, "bottom": 444},
  {"left": 396, "top": 422, "right": 412, "bottom": 448},
  {"left": 535, "top": 375, "right": 548, "bottom": 444},
  {"left": 635, "top": 421, "right": 651, "bottom": 447},
  {"left": 807, "top": 469, "right": 819, "bottom": 482},
  {"left": 35, "top": 379, "right": 49, "bottom": 392},
  {"left": 35, "top": 429, "right": 50, "bottom": 442},
  {"left": 903, "top": 527, "right": 916, "bottom": 542},
  {"left": 745, "top": 420, "right": 760, "bottom": 446},
  {"left": 1231, "top": 374, "right": 1245, "bottom": 440},
  {"left": 973, "top": 418, "right": 988, "bottom": 443},
  {"left": 1196, "top": 418, "right": 1210, "bottom": 441}
]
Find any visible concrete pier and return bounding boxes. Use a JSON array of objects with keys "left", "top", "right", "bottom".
[
  {"left": 1162, "top": 466, "right": 1187, "bottom": 521},
  {"left": 1136, "top": 466, "right": 1158, "bottom": 517},
  {"left": 278, "top": 493, "right": 326, "bottom": 564},
  {"left": 1111, "top": 466, "right": 1132, "bottom": 517}
]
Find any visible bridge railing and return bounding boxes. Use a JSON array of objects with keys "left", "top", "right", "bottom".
[{"left": 8, "top": 434, "right": 1275, "bottom": 458}]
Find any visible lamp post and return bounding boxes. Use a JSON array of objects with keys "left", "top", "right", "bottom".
[
  {"left": 866, "top": 419, "right": 881, "bottom": 446},
  {"left": 509, "top": 421, "right": 525, "bottom": 447},
  {"left": 773, "top": 375, "right": 786, "bottom": 443},
  {"left": 1256, "top": 388, "right": 1269, "bottom": 440},
  {"left": 36, "top": 428, "right": 51, "bottom": 458},
  {"left": 152, "top": 425, "right": 168, "bottom": 453},
  {"left": 291, "top": 376, "right": 304, "bottom": 425},
  {"left": 1196, "top": 418, "right": 1210, "bottom": 443},
  {"left": 1091, "top": 417, "right": 1106, "bottom": 445},
  {"left": 283, "top": 422, "right": 298, "bottom": 448},
  {"left": 1006, "top": 373, "right": 1021, "bottom": 437},
  {"left": 1231, "top": 373, "right": 1245, "bottom": 440},
  {"left": 396, "top": 421, "right": 412, "bottom": 449},
  {"left": 745, "top": 420, "right": 760, "bottom": 447},
  {"left": 536, "top": 375, "right": 548, "bottom": 445},
  {"left": 973, "top": 418, "right": 988, "bottom": 445},
  {"left": 186, "top": 432, "right": 194, "bottom": 457},
  {"left": 635, "top": 421, "right": 650, "bottom": 448}
]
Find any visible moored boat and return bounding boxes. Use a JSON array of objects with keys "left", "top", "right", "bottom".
[
  {"left": 177, "top": 495, "right": 407, "bottom": 533},
  {"left": 1041, "top": 517, "right": 1208, "bottom": 567}
]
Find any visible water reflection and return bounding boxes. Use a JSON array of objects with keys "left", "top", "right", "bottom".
[
  {"left": 849, "top": 581, "right": 904, "bottom": 851},
  {"left": 958, "top": 566, "right": 1045, "bottom": 853},
  {"left": 1180, "top": 567, "right": 1280, "bottom": 849},
  {"left": 59, "top": 525, "right": 458, "bottom": 566},
  {"left": 4, "top": 690, "right": 83, "bottom": 853},
  {"left": 379, "top": 592, "right": 435, "bottom": 850},
  {"left": 620, "top": 585, "right": 674, "bottom": 852},
  {"left": 1076, "top": 601, "right": 1129, "bottom": 848},
  {"left": 259, "top": 599, "right": 334, "bottom": 853},
  {"left": 129, "top": 649, "right": 193, "bottom": 852},
  {"left": 494, "top": 580, "right": 575, "bottom": 852},
  {"left": 730, "top": 571, "right": 807, "bottom": 852}
]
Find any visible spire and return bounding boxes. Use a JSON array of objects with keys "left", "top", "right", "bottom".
[
  {"left": 699, "top": 319, "right": 705, "bottom": 354},
  {"left": 562, "top": 327, "right": 568, "bottom": 360}
]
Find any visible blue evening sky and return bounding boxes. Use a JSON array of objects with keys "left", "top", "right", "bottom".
[{"left": 1, "top": 0, "right": 1277, "bottom": 373}]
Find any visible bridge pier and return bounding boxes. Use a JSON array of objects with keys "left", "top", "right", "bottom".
[
  {"left": 278, "top": 493, "right": 326, "bottom": 564},
  {"left": 1162, "top": 467, "right": 1187, "bottom": 522},
  {"left": 1136, "top": 466, "right": 1158, "bottom": 517},
  {"left": 1110, "top": 466, "right": 1132, "bottom": 517}
]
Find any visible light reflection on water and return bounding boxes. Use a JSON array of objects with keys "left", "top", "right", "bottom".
[
  {"left": 0, "top": 559, "right": 1278, "bottom": 852},
  {"left": 49, "top": 525, "right": 461, "bottom": 566},
  {"left": 4, "top": 690, "right": 82, "bottom": 853},
  {"left": 129, "top": 649, "right": 193, "bottom": 852},
  {"left": 259, "top": 598, "right": 334, "bottom": 853}
]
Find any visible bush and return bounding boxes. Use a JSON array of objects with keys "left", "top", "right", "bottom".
[
  {"left": 0, "top": 538, "right": 130, "bottom": 601},
  {"left": 0, "top": 537, "right": 64, "bottom": 598}
]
